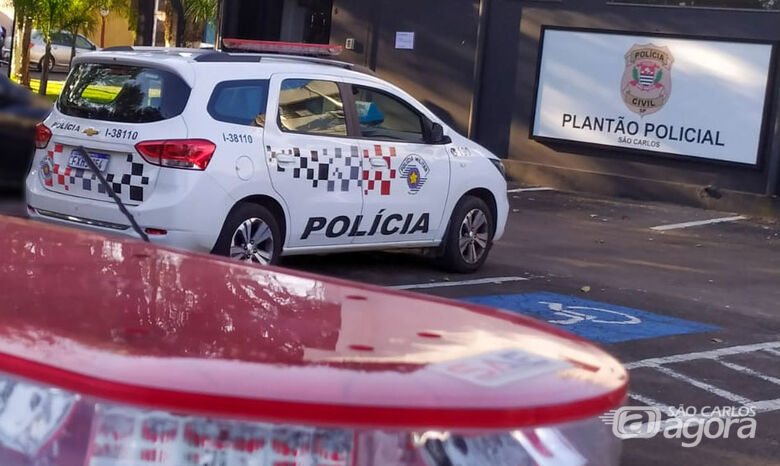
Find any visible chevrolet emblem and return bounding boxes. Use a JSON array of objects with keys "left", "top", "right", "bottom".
[{"left": 83, "top": 128, "right": 99, "bottom": 136}]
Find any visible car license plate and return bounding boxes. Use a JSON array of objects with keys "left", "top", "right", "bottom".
[{"left": 68, "top": 150, "right": 109, "bottom": 172}]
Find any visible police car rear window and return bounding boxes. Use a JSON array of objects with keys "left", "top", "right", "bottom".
[{"left": 58, "top": 63, "right": 190, "bottom": 123}]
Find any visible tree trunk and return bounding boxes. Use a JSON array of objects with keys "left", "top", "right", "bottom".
[
  {"left": 39, "top": 41, "right": 52, "bottom": 96},
  {"left": 183, "top": 19, "right": 204, "bottom": 47},
  {"left": 14, "top": 17, "right": 33, "bottom": 88},
  {"left": 70, "top": 27, "right": 79, "bottom": 70},
  {"left": 164, "top": 0, "right": 177, "bottom": 47}
]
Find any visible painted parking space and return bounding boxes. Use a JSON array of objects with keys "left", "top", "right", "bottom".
[{"left": 461, "top": 292, "right": 719, "bottom": 343}]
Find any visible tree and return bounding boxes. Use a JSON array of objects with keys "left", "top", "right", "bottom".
[
  {"left": 4, "top": 0, "right": 38, "bottom": 88},
  {"left": 62, "top": 0, "right": 133, "bottom": 67},
  {"left": 34, "top": 0, "right": 135, "bottom": 94},
  {"left": 32, "top": 0, "right": 69, "bottom": 95},
  {"left": 61, "top": 0, "right": 98, "bottom": 67},
  {"left": 181, "top": 0, "right": 216, "bottom": 46}
]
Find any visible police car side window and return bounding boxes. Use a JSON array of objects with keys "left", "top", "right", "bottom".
[
  {"left": 208, "top": 80, "right": 270, "bottom": 126},
  {"left": 278, "top": 79, "right": 347, "bottom": 136},
  {"left": 352, "top": 85, "right": 425, "bottom": 143}
]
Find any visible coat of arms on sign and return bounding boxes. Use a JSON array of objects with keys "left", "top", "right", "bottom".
[{"left": 621, "top": 44, "right": 674, "bottom": 116}]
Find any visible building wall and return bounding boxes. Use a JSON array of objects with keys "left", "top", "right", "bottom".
[
  {"left": 331, "top": 0, "right": 780, "bottom": 205},
  {"left": 85, "top": 12, "right": 135, "bottom": 48},
  {"left": 331, "top": 0, "right": 480, "bottom": 135}
]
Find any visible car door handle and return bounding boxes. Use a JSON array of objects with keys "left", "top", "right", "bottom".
[
  {"left": 276, "top": 154, "right": 296, "bottom": 164},
  {"left": 369, "top": 157, "right": 387, "bottom": 167}
]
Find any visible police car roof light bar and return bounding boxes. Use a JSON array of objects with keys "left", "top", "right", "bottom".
[{"left": 222, "top": 38, "right": 344, "bottom": 56}]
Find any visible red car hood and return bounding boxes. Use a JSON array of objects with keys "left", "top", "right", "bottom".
[{"left": 0, "top": 215, "right": 627, "bottom": 429}]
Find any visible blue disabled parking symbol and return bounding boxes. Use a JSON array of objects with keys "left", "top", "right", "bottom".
[{"left": 461, "top": 292, "right": 718, "bottom": 343}]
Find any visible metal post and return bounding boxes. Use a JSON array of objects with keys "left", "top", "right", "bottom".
[
  {"left": 151, "top": 0, "right": 160, "bottom": 46},
  {"left": 100, "top": 17, "right": 106, "bottom": 48},
  {"left": 467, "top": 0, "right": 490, "bottom": 141},
  {"left": 214, "top": 0, "right": 226, "bottom": 50},
  {"left": 765, "top": 49, "right": 780, "bottom": 197},
  {"left": 99, "top": 6, "right": 109, "bottom": 48}
]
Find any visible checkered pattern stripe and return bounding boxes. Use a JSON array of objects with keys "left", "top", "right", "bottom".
[
  {"left": 362, "top": 145, "right": 397, "bottom": 196},
  {"left": 267, "top": 144, "right": 400, "bottom": 196},
  {"left": 267, "top": 145, "right": 364, "bottom": 193},
  {"left": 47, "top": 144, "right": 150, "bottom": 203}
]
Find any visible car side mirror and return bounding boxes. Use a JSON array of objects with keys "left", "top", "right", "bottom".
[{"left": 428, "top": 122, "right": 451, "bottom": 145}]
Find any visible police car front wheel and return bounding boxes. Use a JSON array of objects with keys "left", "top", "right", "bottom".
[
  {"left": 440, "top": 196, "right": 494, "bottom": 273},
  {"left": 214, "top": 204, "right": 282, "bottom": 266}
]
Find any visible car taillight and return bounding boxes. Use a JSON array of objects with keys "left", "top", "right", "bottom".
[
  {"left": 35, "top": 123, "right": 52, "bottom": 149},
  {"left": 135, "top": 139, "right": 216, "bottom": 170}
]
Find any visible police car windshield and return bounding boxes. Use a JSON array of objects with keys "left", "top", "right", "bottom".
[{"left": 58, "top": 63, "right": 191, "bottom": 123}]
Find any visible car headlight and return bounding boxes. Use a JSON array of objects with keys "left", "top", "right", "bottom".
[{"left": 489, "top": 158, "right": 506, "bottom": 178}]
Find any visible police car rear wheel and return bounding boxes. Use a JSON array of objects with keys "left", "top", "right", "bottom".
[
  {"left": 214, "top": 204, "right": 282, "bottom": 266},
  {"left": 440, "top": 196, "right": 493, "bottom": 273}
]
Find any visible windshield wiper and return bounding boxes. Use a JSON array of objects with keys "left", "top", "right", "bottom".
[{"left": 74, "top": 145, "right": 149, "bottom": 242}]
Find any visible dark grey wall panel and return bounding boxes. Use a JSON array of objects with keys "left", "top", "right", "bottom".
[{"left": 333, "top": 0, "right": 480, "bottom": 134}]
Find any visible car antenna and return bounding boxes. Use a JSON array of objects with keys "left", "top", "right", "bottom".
[{"left": 74, "top": 145, "right": 149, "bottom": 242}]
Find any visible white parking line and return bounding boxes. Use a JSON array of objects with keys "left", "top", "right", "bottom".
[
  {"left": 625, "top": 341, "right": 780, "bottom": 369},
  {"left": 649, "top": 215, "right": 747, "bottom": 231},
  {"left": 628, "top": 341, "right": 780, "bottom": 425},
  {"left": 715, "top": 359, "right": 780, "bottom": 385},
  {"left": 390, "top": 276, "right": 528, "bottom": 290},
  {"left": 751, "top": 398, "right": 780, "bottom": 412},
  {"left": 652, "top": 365, "right": 753, "bottom": 405},
  {"left": 763, "top": 348, "right": 780, "bottom": 357},
  {"left": 507, "top": 187, "right": 554, "bottom": 193},
  {"left": 629, "top": 393, "right": 673, "bottom": 411}
]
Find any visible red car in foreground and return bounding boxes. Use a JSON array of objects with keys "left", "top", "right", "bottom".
[{"left": 0, "top": 215, "right": 627, "bottom": 465}]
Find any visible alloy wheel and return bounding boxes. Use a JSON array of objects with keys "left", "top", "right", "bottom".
[
  {"left": 230, "top": 218, "right": 274, "bottom": 265},
  {"left": 458, "top": 208, "right": 489, "bottom": 264}
]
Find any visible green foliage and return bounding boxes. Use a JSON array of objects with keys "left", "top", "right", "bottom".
[
  {"left": 182, "top": 0, "right": 218, "bottom": 24},
  {"left": 61, "top": 0, "right": 99, "bottom": 37}
]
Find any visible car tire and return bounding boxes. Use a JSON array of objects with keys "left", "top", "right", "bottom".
[
  {"left": 38, "top": 56, "right": 54, "bottom": 72},
  {"left": 213, "top": 203, "right": 283, "bottom": 266},
  {"left": 439, "top": 195, "right": 494, "bottom": 273}
]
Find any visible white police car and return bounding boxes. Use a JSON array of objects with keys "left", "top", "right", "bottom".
[{"left": 25, "top": 40, "right": 508, "bottom": 272}]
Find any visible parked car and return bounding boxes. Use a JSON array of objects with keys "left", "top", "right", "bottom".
[
  {"left": 26, "top": 40, "right": 509, "bottom": 272},
  {"left": 0, "top": 214, "right": 627, "bottom": 465},
  {"left": 29, "top": 29, "right": 98, "bottom": 71}
]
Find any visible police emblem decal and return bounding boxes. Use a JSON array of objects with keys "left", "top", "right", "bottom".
[
  {"left": 399, "top": 154, "right": 430, "bottom": 195},
  {"left": 39, "top": 156, "right": 54, "bottom": 186},
  {"left": 621, "top": 44, "right": 674, "bottom": 117}
]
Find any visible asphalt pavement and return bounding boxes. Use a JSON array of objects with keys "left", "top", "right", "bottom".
[
  {"left": 0, "top": 186, "right": 778, "bottom": 465},
  {"left": 1, "top": 63, "right": 69, "bottom": 81}
]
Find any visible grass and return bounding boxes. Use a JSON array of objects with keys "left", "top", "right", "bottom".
[
  {"left": 28, "top": 79, "right": 65, "bottom": 102},
  {"left": 26, "top": 79, "right": 124, "bottom": 104},
  {"left": 21, "top": 75, "right": 160, "bottom": 105}
]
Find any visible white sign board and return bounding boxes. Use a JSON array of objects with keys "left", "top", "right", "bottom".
[
  {"left": 532, "top": 29, "right": 774, "bottom": 165},
  {"left": 395, "top": 32, "right": 415, "bottom": 50}
]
